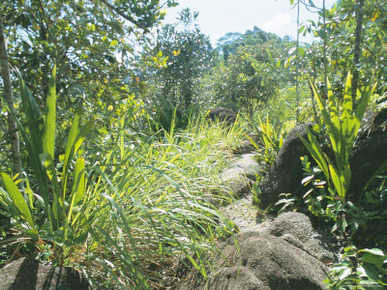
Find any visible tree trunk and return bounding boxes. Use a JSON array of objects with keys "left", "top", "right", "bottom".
[
  {"left": 295, "top": 0, "right": 300, "bottom": 122},
  {"left": 0, "top": 17, "right": 22, "bottom": 175},
  {"left": 352, "top": 0, "right": 365, "bottom": 103}
]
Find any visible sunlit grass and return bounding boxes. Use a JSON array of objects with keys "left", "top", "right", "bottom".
[
  {"left": 0, "top": 69, "right": 246, "bottom": 288},
  {"left": 70, "top": 116, "right": 246, "bottom": 288}
]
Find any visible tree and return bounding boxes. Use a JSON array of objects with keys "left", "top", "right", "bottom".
[
  {"left": 0, "top": 0, "right": 178, "bottom": 171},
  {"left": 1, "top": 0, "right": 178, "bottom": 112},
  {"left": 306, "top": 0, "right": 387, "bottom": 96},
  {"left": 204, "top": 27, "right": 288, "bottom": 115},
  {"left": 147, "top": 8, "right": 213, "bottom": 113}
]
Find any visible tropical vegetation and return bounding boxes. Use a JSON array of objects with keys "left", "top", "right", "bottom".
[{"left": 0, "top": 0, "right": 386, "bottom": 288}]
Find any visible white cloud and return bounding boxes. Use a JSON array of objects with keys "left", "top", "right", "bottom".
[{"left": 261, "top": 12, "right": 293, "bottom": 35}]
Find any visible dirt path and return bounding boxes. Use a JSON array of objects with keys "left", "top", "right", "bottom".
[{"left": 219, "top": 153, "right": 261, "bottom": 231}]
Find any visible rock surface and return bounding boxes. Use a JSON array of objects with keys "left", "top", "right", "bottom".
[
  {"left": 233, "top": 133, "right": 262, "bottom": 155},
  {"left": 0, "top": 257, "right": 90, "bottom": 290},
  {"left": 206, "top": 231, "right": 328, "bottom": 290},
  {"left": 221, "top": 153, "right": 260, "bottom": 182},
  {"left": 180, "top": 213, "right": 331, "bottom": 290},
  {"left": 208, "top": 107, "right": 237, "bottom": 124},
  {"left": 266, "top": 212, "right": 336, "bottom": 263},
  {"left": 259, "top": 124, "right": 311, "bottom": 207},
  {"left": 218, "top": 153, "right": 260, "bottom": 231},
  {"left": 349, "top": 108, "right": 387, "bottom": 201},
  {"left": 220, "top": 194, "right": 257, "bottom": 232}
]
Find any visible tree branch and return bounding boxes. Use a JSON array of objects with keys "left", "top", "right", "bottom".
[{"left": 97, "top": 0, "right": 149, "bottom": 32}]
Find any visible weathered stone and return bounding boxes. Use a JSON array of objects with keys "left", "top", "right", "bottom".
[
  {"left": 204, "top": 231, "right": 327, "bottom": 290},
  {"left": 225, "top": 175, "right": 253, "bottom": 198},
  {"left": 259, "top": 123, "right": 311, "bottom": 207},
  {"left": 207, "top": 107, "right": 237, "bottom": 124},
  {"left": 233, "top": 133, "right": 262, "bottom": 155},
  {"left": 349, "top": 108, "right": 387, "bottom": 201},
  {"left": 221, "top": 153, "right": 260, "bottom": 182},
  {"left": 267, "top": 212, "right": 336, "bottom": 263},
  {"left": 0, "top": 257, "right": 90, "bottom": 290},
  {"left": 220, "top": 194, "right": 257, "bottom": 232},
  {"left": 205, "top": 266, "right": 268, "bottom": 290},
  {"left": 179, "top": 213, "right": 334, "bottom": 290}
]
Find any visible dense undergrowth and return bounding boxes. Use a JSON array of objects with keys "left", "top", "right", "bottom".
[
  {"left": 253, "top": 74, "right": 387, "bottom": 288},
  {"left": 0, "top": 68, "right": 247, "bottom": 288}
]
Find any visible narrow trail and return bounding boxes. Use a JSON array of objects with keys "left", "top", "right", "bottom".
[{"left": 219, "top": 152, "right": 261, "bottom": 231}]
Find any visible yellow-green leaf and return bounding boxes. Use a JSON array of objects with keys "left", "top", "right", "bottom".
[{"left": 0, "top": 172, "right": 35, "bottom": 229}]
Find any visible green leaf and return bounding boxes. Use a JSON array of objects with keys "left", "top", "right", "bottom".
[
  {"left": 354, "top": 82, "right": 376, "bottom": 128},
  {"left": 43, "top": 65, "right": 57, "bottom": 159},
  {"left": 359, "top": 249, "right": 386, "bottom": 267},
  {"left": 73, "top": 158, "right": 86, "bottom": 205},
  {"left": 362, "top": 263, "right": 381, "bottom": 281},
  {"left": 14, "top": 70, "right": 49, "bottom": 199},
  {"left": 0, "top": 172, "right": 35, "bottom": 229},
  {"left": 67, "top": 158, "right": 86, "bottom": 225},
  {"left": 62, "top": 112, "right": 81, "bottom": 187},
  {"left": 300, "top": 129, "right": 329, "bottom": 182},
  {"left": 329, "top": 164, "right": 345, "bottom": 199},
  {"left": 40, "top": 153, "right": 62, "bottom": 229},
  {"left": 62, "top": 111, "right": 93, "bottom": 197},
  {"left": 338, "top": 268, "right": 352, "bottom": 280},
  {"left": 302, "top": 175, "right": 314, "bottom": 185}
]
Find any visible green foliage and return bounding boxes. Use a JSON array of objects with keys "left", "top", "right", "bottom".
[
  {"left": 0, "top": 66, "right": 96, "bottom": 263},
  {"left": 303, "top": 0, "right": 387, "bottom": 94},
  {"left": 275, "top": 193, "right": 297, "bottom": 214},
  {"left": 203, "top": 30, "right": 290, "bottom": 114},
  {"left": 81, "top": 115, "right": 243, "bottom": 287},
  {"left": 253, "top": 114, "right": 284, "bottom": 167},
  {"left": 145, "top": 8, "right": 213, "bottom": 114},
  {"left": 1, "top": 0, "right": 387, "bottom": 287},
  {"left": 324, "top": 246, "right": 387, "bottom": 289},
  {"left": 301, "top": 155, "right": 387, "bottom": 249},
  {"left": 0, "top": 67, "right": 245, "bottom": 287},
  {"left": 300, "top": 72, "right": 376, "bottom": 201}
]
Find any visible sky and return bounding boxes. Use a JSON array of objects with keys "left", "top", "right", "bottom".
[{"left": 164, "top": 0, "right": 337, "bottom": 45}]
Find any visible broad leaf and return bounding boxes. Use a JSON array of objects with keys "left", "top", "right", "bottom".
[
  {"left": 0, "top": 172, "right": 35, "bottom": 229},
  {"left": 42, "top": 65, "right": 57, "bottom": 159}
]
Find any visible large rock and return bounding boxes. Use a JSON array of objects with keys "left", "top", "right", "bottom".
[
  {"left": 208, "top": 107, "right": 237, "bottom": 124},
  {"left": 259, "top": 124, "right": 311, "bottom": 207},
  {"left": 266, "top": 212, "right": 336, "bottom": 263},
  {"left": 258, "top": 109, "right": 387, "bottom": 207},
  {"left": 205, "top": 231, "right": 328, "bottom": 290},
  {"left": 0, "top": 257, "right": 90, "bottom": 290},
  {"left": 179, "top": 213, "right": 334, "bottom": 290},
  {"left": 349, "top": 108, "right": 387, "bottom": 201}
]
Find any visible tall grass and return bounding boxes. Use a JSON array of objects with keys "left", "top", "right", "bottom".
[
  {"left": 0, "top": 67, "right": 245, "bottom": 288},
  {"left": 85, "top": 116, "right": 244, "bottom": 288}
]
